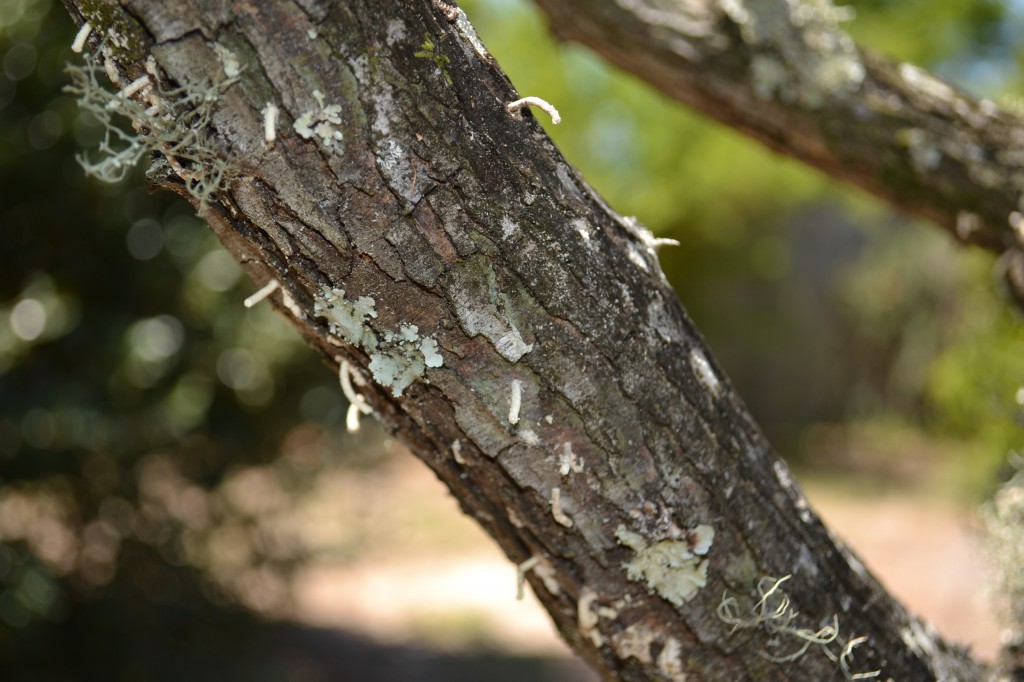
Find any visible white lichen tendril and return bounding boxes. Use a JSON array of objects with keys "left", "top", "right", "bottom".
[
  {"left": 559, "top": 442, "right": 584, "bottom": 476},
  {"left": 836, "top": 636, "right": 879, "bottom": 680},
  {"left": 516, "top": 556, "right": 540, "bottom": 600},
  {"left": 263, "top": 102, "right": 279, "bottom": 146},
  {"left": 550, "top": 487, "right": 573, "bottom": 527},
  {"left": 71, "top": 23, "right": 92, "bottom": 53},
  {"left": 107, "top": 75, "right": 151, "bottom": 110},
  {"left": 339, "top": 359, "right": 374, "bottom": 433},
  {"left": 243, "top": 279, "right": 280, "bottom": 308},
  {"left": 507, "top": 96, "right": 561, "bottom": 125},
  {"left": 716, "top": 575, "right": 880, "bottom": 679},
  {"left": 508, "top": 379, "right": 522, "bottom": 425}
]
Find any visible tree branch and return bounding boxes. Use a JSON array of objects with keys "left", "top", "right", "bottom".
[
  {"left": 530, "top": 0, "right": 1024, "bottom": 299},
  {"left": 59, "top": 0, "right": 988, "bottom": 679}
]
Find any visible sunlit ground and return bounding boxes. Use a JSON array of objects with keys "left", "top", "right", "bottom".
[{"left": 265, "top": 435, "right": 1001, "bottom": 668}]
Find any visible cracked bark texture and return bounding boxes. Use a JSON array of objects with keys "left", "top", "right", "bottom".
[
  {"left": 60, "top": 1, "right": 988, "bottom": 680},
  {"left": 531, "top": 0, "right": 1024, "bottom": 303}
]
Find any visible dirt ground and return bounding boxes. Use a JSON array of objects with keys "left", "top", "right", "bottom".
[
  {"left": 290, "top": 453, "right": 1001, "bottom": 668},
  {"left": 805, "top": 482, "right": 1000, "bottom": 662}
]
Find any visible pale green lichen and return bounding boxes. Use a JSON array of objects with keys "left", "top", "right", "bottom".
[
  {"left": 65, "top": 50, "right": 238, "bottom": 209},
  {"left": 723, "top": 0, "right": 864, "bottom": 108},
  {"left": 314, "top": 286, "right": 378, "bottom": 349},
  {"left": 368, "top": 324, "right": 442, "bottom": 397},
  {"left": 449, "top": 258, "right": 535, "bottom": 363},
  {"left": 615, "top": 523, "right": 714, "bottom": 606},
  {"left": 419, "top": 337, "right": 443, "bottom": 368},
  {"left": 214, "top": 44, "right": 241, "bottom": 78},
  {"left": 294, "top": 89, "right": 344, "bottom": 150},
  {"left": 314, "top": 288, "right": 443, "bottom": 398},
  {"left": 385, "top": 19, "right": 407, "bottom": 46}
]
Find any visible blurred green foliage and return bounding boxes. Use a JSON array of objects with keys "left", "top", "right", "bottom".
[
  {"left": 2, "top": 0, "right": 1024, "bottom": 677},
  {"left": 0, "top": 1, "right": 369, "bottom": 676}
]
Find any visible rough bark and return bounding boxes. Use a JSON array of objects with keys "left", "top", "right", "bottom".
[
  {"left": 530, "top": 0, "right": 1024, "bottom": 302},
  {"left": 60, "top": 1, "right": 986, "bottom": 680}
]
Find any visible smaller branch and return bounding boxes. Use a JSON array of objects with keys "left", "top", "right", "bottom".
[{"left": 531, "top": 0, "right": 1024, "bottom": 301}]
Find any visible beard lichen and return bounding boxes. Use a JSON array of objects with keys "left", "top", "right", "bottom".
[
  {"left": 65, "top": 50, "right": 238, "bottom": 211},
  {"left": 717, "top": 574, "right": 881, "bottom": 679}
]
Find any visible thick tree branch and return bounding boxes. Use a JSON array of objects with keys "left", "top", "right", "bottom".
[
  {"left": 60, "top": 0, "right": 987, "bottom": 679},
  {"left": 531, "top": 0, "right": 1024, "bottom": 297}
]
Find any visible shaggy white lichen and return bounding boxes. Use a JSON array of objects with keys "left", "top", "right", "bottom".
[{"left": 615, "top": 523, "right": 714, "bottom": 606}]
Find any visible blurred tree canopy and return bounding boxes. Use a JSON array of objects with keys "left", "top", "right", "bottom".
[{"left": 2, "top": 0, "right": 1024, "bottom": 677}]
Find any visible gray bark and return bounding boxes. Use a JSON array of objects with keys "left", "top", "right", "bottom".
[{"left": 60, "top": 1, "right": 988, "bottom": 680}]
